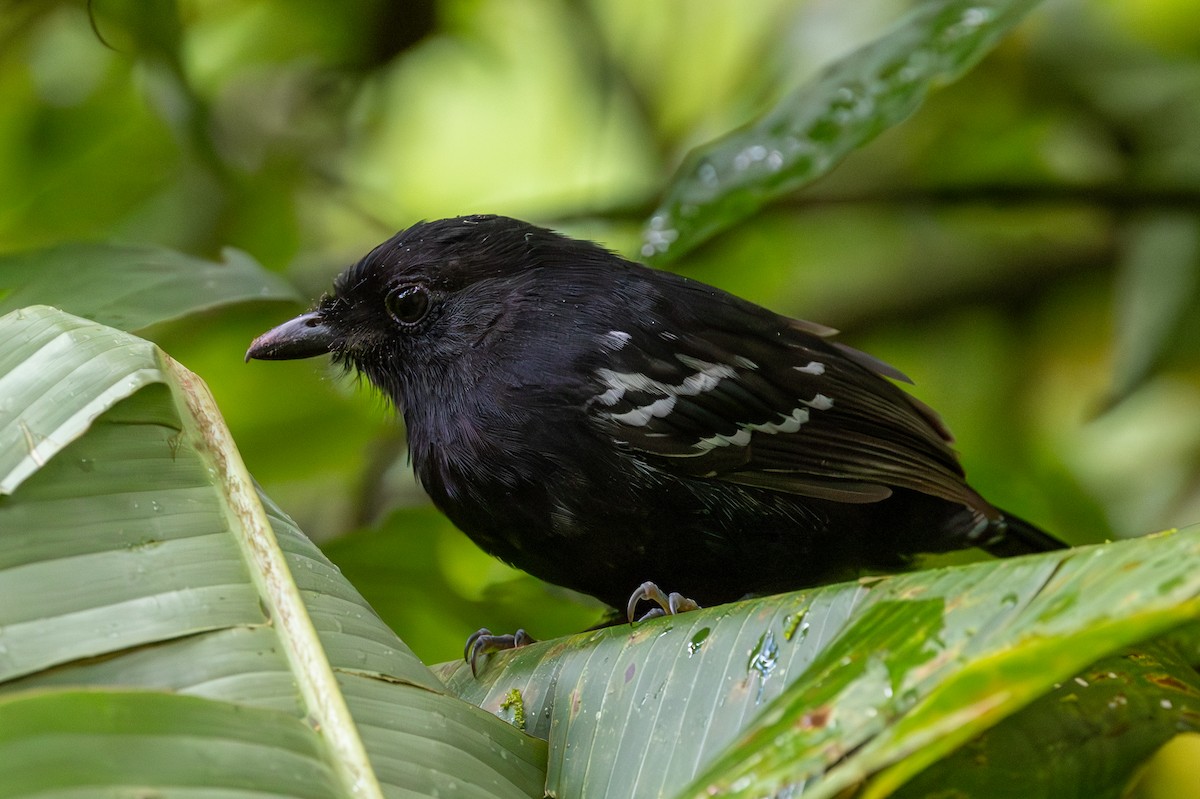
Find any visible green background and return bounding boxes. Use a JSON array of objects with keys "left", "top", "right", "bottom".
[{"left": 2, "top": 1, "right": 1199, "bottom": 793}]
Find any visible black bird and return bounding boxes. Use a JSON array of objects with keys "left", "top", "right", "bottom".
[{"left": 247, "top": 215, "right": 1064, "bottom": 655}]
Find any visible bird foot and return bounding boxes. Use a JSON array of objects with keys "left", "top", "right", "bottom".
[
  {"left": 626, "top": 581, "right": 702, "bottom": 623},
  {"left": 465, "top": 628, "right": 534, "bottom": 676}
]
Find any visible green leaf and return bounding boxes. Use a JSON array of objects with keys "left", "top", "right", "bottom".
[
  {"left": 0, "top": 306, "right": 545, "bottom": 798},
  {"left": 895, "top": 639, "right": 1200, "bottom": 799},
  {"left": 0, "top": 690, "right": 342, "bottom": 798},
  {"left": 1110, "top": 213, "right": 1200, "bottom": 401},
  {"left": 0, "top": 243, "right": 300, "bottom": 332},
  {"left": 0, "top": 306, "right": 162, "bottom": 495},
  {"left": 440, "top": 527, "right": 1200, "bottom": 798},
  {"left": 642, "top": 0, "right": 1044, "bottom": 263}
]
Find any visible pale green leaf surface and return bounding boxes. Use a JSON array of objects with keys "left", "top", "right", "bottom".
[
  {"left": 0, "top": 243, "right": 300, "bottom": 332},
  {"left": 9, "top": 626, "right": 305, "bottom": 715},
  {"left": 0, "top": 690, "right": 341, "bottom": 799},
  {"left": 0, "top": 385, "right": 263, "bottom": 682},
  {"left": 339, "top": 675, "right": 547, "bottom": 799},
  {"left": 0, "top": 307, "right": 163, "bottom": 495},
  {"left": 263, "top": 491, "right": 442, "bottom": 692},
  {"left": 642, "top": 0, "right": 1044, "bottom": 263},
  {"left": 440, "top": 529, "right": 1200, "bottom": 799},
  {"left": 0, "top": 306, "right": 546, "bottom": 799}
]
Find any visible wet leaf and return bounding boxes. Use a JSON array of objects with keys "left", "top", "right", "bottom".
[
  {"left": 643, "top": 0, "right": 1044, "bottom": 263},
  {"left": 440, "top": 528, "right": 1200, "bottom": 798}
]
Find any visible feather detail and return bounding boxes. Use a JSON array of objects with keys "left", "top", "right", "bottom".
[{"left": 587, "top": 279, "right": 978, "bottom": 510}]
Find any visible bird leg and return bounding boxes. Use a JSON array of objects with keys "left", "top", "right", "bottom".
[
  {"left": 626, "top": 581, "right": 702, "bottom": 623},
  {"left": 465, "top": 628, "right": 535, "bottom": 676}
]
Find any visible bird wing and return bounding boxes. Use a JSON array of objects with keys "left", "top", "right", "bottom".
[{"left": 584, "top": 280, "right": 986, "bottom": 511}]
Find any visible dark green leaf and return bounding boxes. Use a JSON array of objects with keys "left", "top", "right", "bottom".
[
  {"left": 896, "top": 639, "right": 1200, "bottom": 799},
  {"left": 643, "top": 0, "right": 1044, "bottom": 263},
  {"left": 0, "top": 243, "right": 299, "bottom": 332}
]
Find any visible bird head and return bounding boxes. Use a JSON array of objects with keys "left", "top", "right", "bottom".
[{"left": 245, "top": 214, "right": 607, "bottom": 408}]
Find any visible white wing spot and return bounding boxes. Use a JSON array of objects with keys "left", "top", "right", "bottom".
[
  {"left": 596, "top": 385, "right": 624, "bottom": 406},
  {"left": 691, "top": 406, "right": 813, "bottom": 452},
  {"left": 795, "top": 361, "right": 825, "bottom": 375},
  {"left": 675, "top": 355, "right": 739, "bottom": 385},
  {"left": 601, "top": 330, "right": 632, "bottom": 351},
  {"left": 594, "top": 358, "right": 739, "bottom": 427},
  {"left": 805, "top": 393, "right": 834, "bottom": 410},
  {"left": 696, "top": 427, "right": 753, "bottom": 450},
  {"left": 610, "top": 395, "right": 677, "bottom": 426},
  {"left": 679, "top": 369, "right": 724, "bottom": 395},
  {"left": 751, "top": 406, "right": 810, "bottom": 435}
]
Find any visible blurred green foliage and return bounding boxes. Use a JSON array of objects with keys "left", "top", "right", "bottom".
[{"left": 2, "top": 0, "right": 1199, "bottom": 720}]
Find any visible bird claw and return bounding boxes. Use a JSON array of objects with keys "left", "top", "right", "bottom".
[
  {"left": 626, "top": 581, "right": 702, "bottom": 623},
  {"left": 465, "top": 628, "right": 534, "bottom": 676}
]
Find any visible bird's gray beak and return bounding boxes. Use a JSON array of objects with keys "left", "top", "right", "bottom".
[{"left": 245, "top": 311, "right": 337, "bottom": 362}]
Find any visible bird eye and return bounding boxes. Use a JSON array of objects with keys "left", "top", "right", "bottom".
[{"left": 385, "top": 285, "right": 431, "bottom": 326}]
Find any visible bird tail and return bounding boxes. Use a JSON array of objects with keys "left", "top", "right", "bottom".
[{"left": 983, "top": 508, "right": 1068, "bottom": 557}]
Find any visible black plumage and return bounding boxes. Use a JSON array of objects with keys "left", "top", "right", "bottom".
[{"left": 247, "top": 215, "right": 1064, "bottom": 617}]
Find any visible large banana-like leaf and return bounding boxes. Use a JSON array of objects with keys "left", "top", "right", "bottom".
[
  {"left": 440, "top": 528, "right": 1200, "bottom": 798},
  {"left": 0, "top": 306, "right": 544, "bottom": 798}
]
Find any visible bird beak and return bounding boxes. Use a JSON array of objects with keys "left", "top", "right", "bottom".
[{"left": 245, "top": 311, "right": 337, "bottom": 362}]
